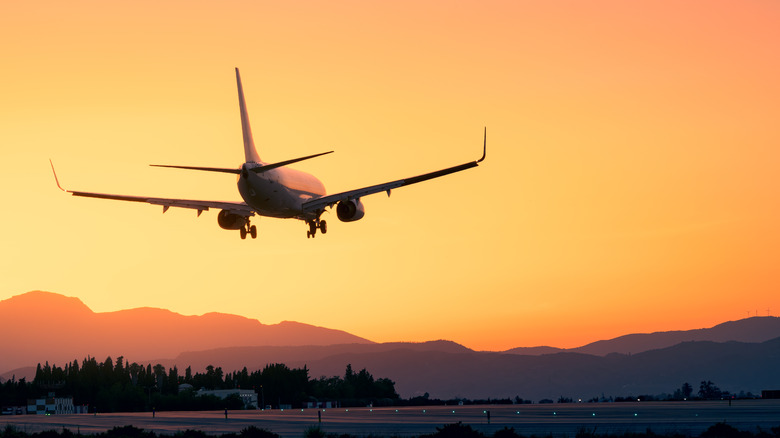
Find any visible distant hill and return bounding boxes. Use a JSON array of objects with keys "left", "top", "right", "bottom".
[
  {"left": 572, "top": 317, "right": 780, "bottom": 356},
  {"left": 294, "top": 337, "right": 780, "bottom": 400},
  {"left": 295, "top": 338, "right": 780, "bottom": 401},
  {"left": 134, "top": 337, "right": 780, "bottom": 401},
  {"left": 503, "top": 317, "right": 780, "bottom": 356},
  {"left": 5, "top": 337, "right": 780, "bottom": 400},
  {"left": 502, "top": 346, "right": 563, "bottom": 355},
  {"left": 0, "top": 291, "right": 372, "bottom": 374},
  {"left": 146, "top": 340, "right": 472, "bottom": 372},
  {"left": 5, "top": 291, "right": 780, "bottom": 401}
]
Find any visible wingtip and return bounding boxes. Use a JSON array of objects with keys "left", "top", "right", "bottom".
[
  {"left": 477, "top": 127, "right": 487, "bottom": 163},
  {"left": 49, "top": 159, "right": 66, "bottom": 192}
]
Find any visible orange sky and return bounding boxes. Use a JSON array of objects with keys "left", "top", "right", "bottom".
[{"left": 1, "top": 0, "right": 779, "bottom": 351}]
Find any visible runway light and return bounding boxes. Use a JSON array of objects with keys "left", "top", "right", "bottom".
[
  {"left": 634, "top": 413, "right": 638, "bottom": 417},
  {"left": 423, "top": 410, "right": 426, "bottom": 413},
  {"left": 452, "top": 410, "right": 456, "bottom": 414},
  {"left": 395, "top": 410, "right": 398, "bottom": 413},
  {"left": 553, "top": 412, "right": 557, "bottom": 415},
  {"left": 516, "top": 411, "right": 520, "bottom": 415},
  {"left": 592, "top": 413, "right": 596, "bottom": 416}
]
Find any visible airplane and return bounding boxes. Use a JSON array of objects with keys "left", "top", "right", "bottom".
[{"left": 51, "top": 68, "right": 486, "bottom": 240}]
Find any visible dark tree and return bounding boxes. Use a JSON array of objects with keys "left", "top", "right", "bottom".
[
  {"left": 14, "top": 356, "right": 397, "bottom": 412},
  {"left": 681, "top": 382, "right": 693, "bottom": 399},
  {"left": 699, "top": 380, "right": 723, "bottom": 400}
]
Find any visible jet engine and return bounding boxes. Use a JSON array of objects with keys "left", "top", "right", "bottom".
[
  {"left": 336, "top": 199, "right": 365, "bottom": 222},
  {"left": 217, "top": 210, "right": 247, "bottom": 230}
]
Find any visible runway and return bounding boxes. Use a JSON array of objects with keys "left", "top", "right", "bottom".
[{"left": 3, "top": 401, "right": 780, "bottom": 437}]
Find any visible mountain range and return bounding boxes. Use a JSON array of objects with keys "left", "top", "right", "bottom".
[
  {"left": 3, "top": 291, "right": 780, "bottom": 400},
  {"left": 0, "top": 291, "right": 370, "bottom": 374},
  {"left": 506, "top": 317, "right": 780, "bottom": 356}
]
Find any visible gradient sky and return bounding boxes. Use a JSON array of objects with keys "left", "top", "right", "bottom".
[{"left": 1, "top": 0, "right": 779, "bottom": 351}]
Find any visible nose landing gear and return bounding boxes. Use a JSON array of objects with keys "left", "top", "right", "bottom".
[{"left": 306, "top": 219, "right": 327, "bottom": 239}]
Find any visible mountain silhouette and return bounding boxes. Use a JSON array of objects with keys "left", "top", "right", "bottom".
[
  {"left": 135, "top": 337, "right": 780, "bottom": 400},
  {"left": 502, "top": 316, "right": 780, "bottom": 356},
  {"left": 131, "top": 317, "right": 780, "bottom": 400},
  {"left": 4, "top": 291, "right": 780, "bottom": 401},
  {"left": 146, "top": 340, "right": 472, "bottom": 373},
  {"left": 316, "top": 337, "right": 780, "bottom": 400},
  {"left": 0, "top": 291, "right": 372, "bottom": 374},
  {"left": 570, "top": 317, "right": 780, "bottom": 356}
]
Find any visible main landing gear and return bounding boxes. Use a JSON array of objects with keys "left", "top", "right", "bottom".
[
  {"left": 240, "top": 222, "right": 257, "bottom": 240},
  {"left": 306, "top": 219, "right": 327, "bottom": 239}
]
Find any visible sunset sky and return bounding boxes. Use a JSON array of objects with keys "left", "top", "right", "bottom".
[{"left": 1, "top": 1, "right": 779, "bottom": 352}]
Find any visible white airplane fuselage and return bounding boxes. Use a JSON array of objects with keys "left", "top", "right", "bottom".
[{"left": 237, "top": 163, "right": 326, "bottom": 220}]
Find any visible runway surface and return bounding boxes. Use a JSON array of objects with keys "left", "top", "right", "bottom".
[{"left": 3, "top": 401, "right": 780, "bottom": 437}]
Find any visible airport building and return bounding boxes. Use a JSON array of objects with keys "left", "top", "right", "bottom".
[
  {"left": 27, "top": 396, "right": 76, "bottom": 415},
  {"left": 196, "top": 389, "right": 258, "bottom": 409}
]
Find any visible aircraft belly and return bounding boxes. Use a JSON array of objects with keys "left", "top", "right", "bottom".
[{"left": 238, "top": 177, "right": 303, "bottom": 219}]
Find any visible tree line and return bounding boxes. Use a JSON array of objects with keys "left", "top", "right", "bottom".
[
  {"left": 1, "top": 356, "right": 754, "bottom": 413},
  {"left": 0, "top": 356, "right": 398, "bottom": 412}
]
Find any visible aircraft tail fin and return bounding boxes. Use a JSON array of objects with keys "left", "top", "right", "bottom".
[{"left": 236, "top": 68, "right": 261, "bottom": 163}]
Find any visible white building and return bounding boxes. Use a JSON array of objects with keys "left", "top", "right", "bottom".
[{"left": 27, "top": 396, "right": 75, "bottom": 415}]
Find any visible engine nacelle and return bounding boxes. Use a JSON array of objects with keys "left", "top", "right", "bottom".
[
  {"left": 336, "top": 199, "right": 365, "bottom": 222},
  {"left": 217, "top": 210, "right": 247, "bottom": 230}
]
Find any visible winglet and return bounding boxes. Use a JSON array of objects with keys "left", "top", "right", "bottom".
[
  {"left": 477, "top": 127, "right": 487, "bottom": 163},
  {"left": 49, "top": 159, "right": 66, "bottom": 192}
]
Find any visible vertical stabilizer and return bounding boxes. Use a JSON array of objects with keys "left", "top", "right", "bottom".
[{"left": 236, "top": 68, "right": 261, "bottom": 163}]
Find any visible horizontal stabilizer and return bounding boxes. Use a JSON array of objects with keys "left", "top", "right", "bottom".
[
  {"left": 250, "top": 151, "right": 333, "bottom": 174},
  {"left": 151, "top": 151, "right": 333, "bottom": 175},
  {"left": 150, "top": 164, "right": 241, "bottom": 174}
]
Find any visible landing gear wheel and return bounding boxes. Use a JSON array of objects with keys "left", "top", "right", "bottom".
[
  {"left": 240, "top": 228, "right": 247, "bottom": 240},
  {"left": 250, "top": 225, "right": 257, "bottom": 239},
  {"left": 306, "top": 218, "right": 329, "bottom": 239}
]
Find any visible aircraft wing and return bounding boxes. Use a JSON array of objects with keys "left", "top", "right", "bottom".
[
  {"left": 68, "top": 191, "right": 255, "bottom": 217},
  {"left": 51, "top": 161, "right": 254, "bottom": 217},
  {"left": 302, "top": 129, "right": 486, "bottom": 214}
]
